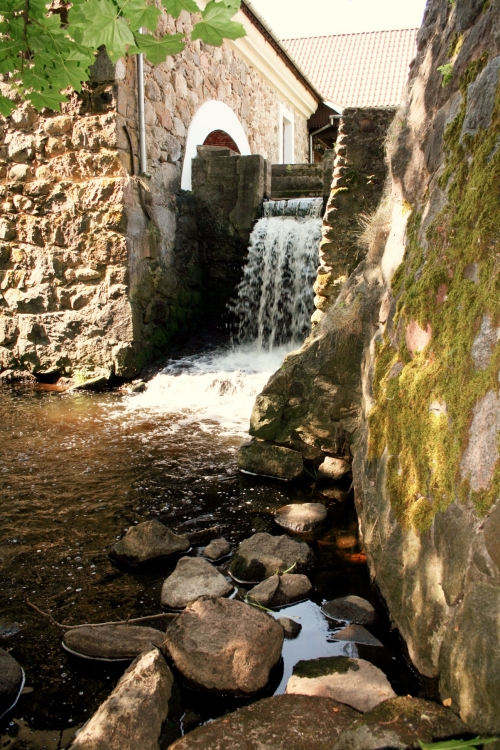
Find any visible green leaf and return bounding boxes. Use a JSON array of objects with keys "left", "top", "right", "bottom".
[
  {"left": 418, "top": 737, "right": 499, "bottom": 750},
  {"left": 191, "top": 0, "right": 245, "bottom": 46},
  {"left": 120, "top": 0, "right": 162, "bottom": 32},
  {"left": 0, "top": 94, "right": 16, "bottom": 117},
  {"left": 129, "top": 30, "right": 185, "bottom": 64},
  {"left": 161, "top": 0, "right": 199, "bottom": 18},
  {"left": 220, "top": 0, "right": 240, "bottom": 10},
  {"left": 79, "top": 0, "right": 135, "bottom": 62},
  {"left": 28, "top": 89, "right": 68, "bottom": 112},
  {"left": 437, "top": 63, "right": 454, "bottom": 87}
]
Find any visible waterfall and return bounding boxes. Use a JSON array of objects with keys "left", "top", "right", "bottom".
[
  {"left": 229, "top": 198, "right": 323, "bottom": 350},
  {"left": 127, "top": 197, "right": 322, "bottom": 431}
]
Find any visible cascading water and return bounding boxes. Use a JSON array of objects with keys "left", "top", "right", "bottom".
[
  {"left": 229, "top": 198, "right": 323, "bottom": 350},
  {"left": 128, "top": 198, "right": 322, "bottom": 430}
]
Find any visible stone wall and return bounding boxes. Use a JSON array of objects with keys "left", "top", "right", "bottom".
[
  {"left": 0, "top": 6, "right": 312, "bottom": 378},
  {"left": 355, "top": 0, "right": 500, "bottom": 732}
]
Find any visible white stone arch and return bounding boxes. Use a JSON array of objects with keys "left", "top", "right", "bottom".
[{"left": 181, "top": 100, "right": 251, "bottom": 190}]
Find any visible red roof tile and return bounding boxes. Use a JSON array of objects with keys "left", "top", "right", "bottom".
[{"left": 284, "top": 29, "right": 418, "bottom": 109}]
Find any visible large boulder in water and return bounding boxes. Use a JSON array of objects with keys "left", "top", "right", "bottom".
[
  {"left": 160, "top": 556, "right": 233, "bottom": 609},
  {"left": 168, "top": 694, "right": 359, "bottom": 750},
  {"left": 286, "top": 656, "right": 396, "bottom": 713},
  {"left": 63, "top": 624, "right": 166, "bottom": 660},
  {"left": 238, "top": 441, "right": 303, "bottom": 480},
  {"left": 0, "top": 648, "right": 24, "bottom": 719},
  {"left": 165, "top": 597, "right": 284, "bottom": 694},
  {"left": 331, "top": 696, "right": 467, "bottom": 750},
  {"left": 70, "top": 647, "right": 173, "bottom": 750},
  {"left": 110, "top": 520, "right": 189, "bottom": 565},
  {"left": 229, "top": 532, "right": 314, "bottom": 583}
]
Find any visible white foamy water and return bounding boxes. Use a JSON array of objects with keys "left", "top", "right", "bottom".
[
  {"left": 125, "top": 344, "right": 295, "bottom": 435},
  {"left": 229, "top": 198, "right": 322, "bottom": 349},
  {"left": 126, "top": 198, "right": 321, "bottom": 435}
]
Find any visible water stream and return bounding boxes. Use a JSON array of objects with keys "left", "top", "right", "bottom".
[{"left": 0, "top": 199, "right": 418, "bottom": 748}]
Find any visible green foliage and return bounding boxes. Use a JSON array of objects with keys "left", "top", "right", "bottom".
[
  {"left": 438, "top": 63, "right": 454, "bottom": 86},
  {"left": 0, "top": 0, "right": 245, "bottom": 113},
  {"left": 418, "top": 738, "right": 498, "bottom": 749}
]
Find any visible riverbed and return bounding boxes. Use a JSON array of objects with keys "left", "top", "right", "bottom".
[{"left": 0, "top": 343, "right": 420, "bottom": 748}]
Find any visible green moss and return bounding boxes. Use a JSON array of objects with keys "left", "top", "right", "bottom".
[
  {"left": 368, "top": 58, "right": 500, "bottom": 531},
  {"left": 292, "top": 656, "right": 357, "bottom": 679}
]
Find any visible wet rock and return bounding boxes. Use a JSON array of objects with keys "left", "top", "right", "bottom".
[
  {"left": 336, "top": 533, "right": 358, "bottom": 549},
  {"left": 168, "top": 694, "right": 359, "bottom": 750},
  {"left": 0, "top": 369, "right": 37, "bottom": 385},
  {"left": 286, "top": 656, "right": 396, "bottom": 713},
  {"left": 331, "top": 624, "right": 383, "bottom": 648},
  {"left": 130, "top": 380, "right": 146, "bottom": 393},
  {"left": 70, "top": 375, "right": 109, "bottom": 391},
  {"left": 70, "top": 647, "right": 173, "bottom": 750},
  {"left": 203, "top": 537, "right": 231, "bottom": 560},
  {"left": 0, "top": 648, "right": 24, "bottom": 719},
  {"left": 248, "top": 573, "right": 312, "bottom": 608},
  {"left": 331, "top": 696, "right": 467, "bottom": 750},
  {"left": 165, "top": 597, "right": 284, "bottom": 694},
  {"left": 110, "top": 520, "right": 190, "bottom": 565},
  {"left": 238, "top": 441, "right": 303, "bottom": 480},
  {"left": 160, "top": 556, "right": 233, "bottom": 609},
  {"left": 318, "top": 456, "right": 351, "bottom": 480},
  {"left": 229, "top": 532, "right": 314, "bottom": 583},
  {"left": 0, "top": 622, "right": 22, "bottom": 639},
  {"left": 186, "top": 526, "right": 222, "bottom": 546},
  {"left": 62, "top": 624, "right": 166, "bottom": 661},
  {"left": 322, "top": 595, "right": 376, "bottom": 625},
  {"left": 319, "top": 486, "right": 348, "bottom": 502},
  {"left": 277, "top": 617, "right": 302, "bottom": 639},
  {"left": 275, "top": 503, "right": 327, "bottom": 532}
]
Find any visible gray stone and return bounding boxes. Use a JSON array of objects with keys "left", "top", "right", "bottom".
[
  {"left": 277, "top": 617, "right": 302, "bottom": 639},
  {"left": 248, "top": 573, "right": 312, "bottom": 608},
  {"left": 203, "top": 537, "right": 231, "bottom": 560},
  {"left": 462, "top": 57, "right": 500, "bottom": 139},
  {"left": 62, "top": 624, "right": 166, "bottom": 661},
  {"left": 286, "top": 656, "right": 396, "bottom": 713},
  {"left": 70, "top": 648, "right": 173, "bottom": 750},
  {"left": 318, "top": 457, "right": 351, "bottom": 480},
  {"left": 459, "top": 390, "right": 500, "bottom": 492},
  {"left": 238, "top": 441, "right": 303, "bottom": 480},
  {"left": 229, "top": 532, "right": 314, "bottom": 583},
  {"left": 322, "top": 595, "right": 376, "bottom": 625},
  {"left": 165, "top": 597, "right": 284, "bottom": 694},
  {"left": 330, "top": 624, "right": 383, "bottom": 648},
  {"left": 275, "top": 503, "right": 327, "bottom": 532},
  {"left": 160, "top": 556, "right": 233, "bottom": 609},
  {"left": 0, "top": 369, "right": 37, "bottom": 385},
  {"left": 168, "top": 694, "right": 359, "bottom": 750},
  {"left": 0, "top": 648, "right": 24, "bottom": 720},
  {"left": 471, "top": 314, "right": 499, "bottom": 370},
  {"left": 111, "top": 520, "right": 190, "bottom": 565},
  {"left": 331, "top": 696, "right": 467, "bottom": 750},
  {"left": 70, "top": 375, "right": 108, "bottom": 391}
]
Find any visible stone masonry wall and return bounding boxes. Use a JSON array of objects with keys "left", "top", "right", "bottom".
[{"left": 0, "top": 7, "right": 311, "bottom": 378}]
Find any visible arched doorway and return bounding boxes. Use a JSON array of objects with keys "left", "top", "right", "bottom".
[
  {"left": 181, "top": 101, "right": 251, "bottom": 190},
  {"left": 203, "top": 130, "right": 241, "bottom": 153}
]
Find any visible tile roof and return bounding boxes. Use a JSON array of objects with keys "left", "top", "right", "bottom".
[{"left": 283, "top": 29, "right": 418, "bottom": 109}]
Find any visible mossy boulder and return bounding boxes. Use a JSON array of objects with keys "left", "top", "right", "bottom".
[{"left": 229, "top": 532, "right": 314, "bottom": 583}]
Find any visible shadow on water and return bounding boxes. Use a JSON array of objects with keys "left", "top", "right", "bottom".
[{"left": 0, "top": 380, "right": 422, "bottom": 747}]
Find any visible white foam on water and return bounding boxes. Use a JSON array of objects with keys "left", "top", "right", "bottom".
[{"left": 124, "top": 343, "right": 298, "bottom": 435}]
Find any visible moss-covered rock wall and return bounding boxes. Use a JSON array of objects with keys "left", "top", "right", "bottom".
[{"left": 355, "top": 0, "right": 500, "bottom": 732}]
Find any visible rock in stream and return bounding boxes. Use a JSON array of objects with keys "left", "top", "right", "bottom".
[
  {"left": 165, "top": 597, "right": 284, "bottom": 694},
  {"left": 274, "top": 503, "right": 327, "bottom": 532},
  {"left": 0, "top": 648, "right": 24, "bottom": 720},
  {"left": 161, "top": 556, "right": 233, "bottom": 609},
  {"left": 229, "top": 532, "right": 314, "bottom": 583},
  {"left": 70, "top": 647, "right": 173, "bottom": 750},
  {"left": 286, "top": 656, "right": 396, "bottom": 713},
  {"left": 322, "top": 595, "right": 376, "bottom": 625},
  {"left": 110, "top": 520, "right": 190, "bottom": 565},
  {"left": 168, "top": 694, "right": 359, "bottom": 749},
  {"left": 247, "top": 573, "right": 312, "bottom": 608},
  {"left": 62, "top": 624, "right": 167, "bottom": 661}
]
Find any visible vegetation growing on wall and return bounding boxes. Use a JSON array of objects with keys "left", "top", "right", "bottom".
[{"left": 369, "top": 58, "right": 500, "bottom": 531}]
